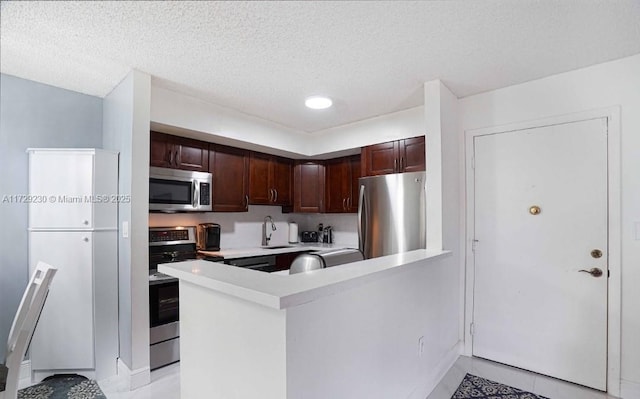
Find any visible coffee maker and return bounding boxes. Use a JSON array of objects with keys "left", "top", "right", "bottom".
[{"left": 196, "top": 223, "right": 221, "bottom": 251}]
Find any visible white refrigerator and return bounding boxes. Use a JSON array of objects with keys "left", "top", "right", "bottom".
[{"left": 27, "top": 148, "right": 119, "bottom": 381}]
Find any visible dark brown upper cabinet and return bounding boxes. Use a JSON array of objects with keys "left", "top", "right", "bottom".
[
  {"left": 293, "top": 161, "right": 325, "bottom": 213},
  {"left": 325, "top": 155, "right": 361, "bottom": 213},
  {"left": 209, "top": 144, "right": 249, "bottom": 212},
  {"left": 150, "top": 131, "right": 209, "bottom": 172},
  {"left": 248, "top": 152, "right": 293, "bottom": 206},
  {"left": 361, "top": 136, "right": 425, "bottom": 176}
]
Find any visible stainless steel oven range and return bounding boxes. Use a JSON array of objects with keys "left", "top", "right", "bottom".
[{"left": 148, "top": 226, "right": 222, "bottom": 370}]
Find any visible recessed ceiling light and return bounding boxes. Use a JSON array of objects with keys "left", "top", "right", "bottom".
[{"left": 305, "top": 96, "right": 333, "bottom": 110}]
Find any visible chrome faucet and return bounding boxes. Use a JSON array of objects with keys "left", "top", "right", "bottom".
[{"left": 262, "top": 216, "right": 277, "bottom": 246}]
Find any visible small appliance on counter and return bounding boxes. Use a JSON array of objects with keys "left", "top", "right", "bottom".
[
  {"left": 300, "top": 231, "right": 319, "bottom": 243},
  {"left": 197, "top": 223, "right": 221, "bottom": 251},
  {"left": 322, "top": 226, "right": 333, "bottom": 244}
]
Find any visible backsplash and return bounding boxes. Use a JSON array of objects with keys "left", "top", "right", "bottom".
[
  {"left": 149, "top": 207, "right": 358, "bottom": 249},
  {"left": 296, "top": 213, "right": 358, "bottom": 247}
]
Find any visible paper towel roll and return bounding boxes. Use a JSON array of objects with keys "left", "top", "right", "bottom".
[{"left": 288, "top": 222, "right": 299, "bottom": 243}]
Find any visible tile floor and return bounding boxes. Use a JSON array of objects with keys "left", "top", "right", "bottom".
[
  {"left": 94, "top": 356, "right": 618, "bottom": 399},
  {"left": 427, "top": 356, "right": 620, "bottom": 399}
]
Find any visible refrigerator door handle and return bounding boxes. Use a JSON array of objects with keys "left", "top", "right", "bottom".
[{"left": 358, "top": 184, "right": 366, "bottom": 254}]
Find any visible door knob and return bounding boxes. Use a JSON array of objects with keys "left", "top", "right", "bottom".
[{"left": 578, "top": 267, "right": 603, "bottom": 277}]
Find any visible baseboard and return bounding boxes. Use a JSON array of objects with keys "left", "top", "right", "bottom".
[
  {"left": 17, "top": 360, "right": 31, "bottom": 388},
  {"left": 621, "top": 379, "right": 640, "bottom": 399},
  {"left": 117, "top": 358, "right": 150, "bottom": 390},
  {"left": 408, "top": 340, "right": 462, "bottom": 399}
]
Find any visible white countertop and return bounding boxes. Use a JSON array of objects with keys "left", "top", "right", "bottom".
[
  {"left": 159, "top": 249, "right": 451, "bottom": 310},
  {"left": 198, "top": 242, "right": 353, "bottom": 259}
]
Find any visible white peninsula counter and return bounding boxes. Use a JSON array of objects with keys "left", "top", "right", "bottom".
[{"left": 160, "top": 249, "right": 457, "bottom": 399}]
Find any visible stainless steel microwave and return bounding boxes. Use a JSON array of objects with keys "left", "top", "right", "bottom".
[{"left": 149, "top": 167, "right": 212, "bottom": 212}]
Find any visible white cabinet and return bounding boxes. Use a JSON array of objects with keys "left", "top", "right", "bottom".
[
  {"left": 28, "top": 149, "right": 118, "bottom": 229},
  {"left": 27, "top": 149, "right": 119, "bottom": 381}
]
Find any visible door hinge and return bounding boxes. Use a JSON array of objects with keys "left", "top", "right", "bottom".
[
  {"left": 470, "top": 323, "right": 475, "bottom": 336},
  {"left": 472, "top": 239, "right": 479, "bottom": 252},
  {"left": 608, "top": 269, "right": 610, "bottom": 278}
]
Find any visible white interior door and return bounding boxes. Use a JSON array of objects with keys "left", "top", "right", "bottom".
[{"left": 472, "top": 118, "right": 608, "bottom": 390}]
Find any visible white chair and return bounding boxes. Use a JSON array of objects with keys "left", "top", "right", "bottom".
[{"left": 0, "top": 261, "right": 57, "bottom": 399}]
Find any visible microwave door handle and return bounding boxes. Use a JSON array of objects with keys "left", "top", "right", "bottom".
[{"left": 193, "top": 181, "right": 199, "bottom": 208}]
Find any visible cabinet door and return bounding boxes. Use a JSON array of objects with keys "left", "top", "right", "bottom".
[
  {"left": 346, "top": 155, "right": 361, "bottom": 213},
  {"left": 294, "top": 162, "right": 325, "bottom": 213},
  {"left": 361, "top": 141, "right": 398, "bottom": 176},
  {"left": 210, "top": 145, "right": 249, "bottom": 212},
  {"left": 150, "top": 132, "right": 209, "bottom": 171},
  {"left": 400, "top": 136, "right": 426, "bottom": 172},
  {"left": 271, "top": 157, "right": 293, "bottom": 206},
  {"left": 248, "top": 152, "right": 272, "bottom": 204},
  {"left": 174, "top": 137, "right": 209, "bottom": 172},
  {"left": 29, "top": 152, "right": 94, "bottom": 228},
  {"left": 29, "top": 231, "right": 95, "bottom": 370},
  {"left": 325, "top": 158, "right": 349, "bottom": 213},
  {"left": 150, "top": 131, "right": 173, "bottom": 168}
]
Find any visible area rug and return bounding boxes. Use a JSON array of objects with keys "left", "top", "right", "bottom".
[
  {"left": 17, "top": 374, "right": 106, "bottom": 399},
  {"left": 452, "top": 373, "right": 549, "bottom": 399}
]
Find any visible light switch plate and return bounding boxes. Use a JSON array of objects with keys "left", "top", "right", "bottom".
[
  {"left": 122, "top": 221, "right": 129, "bottom": 238},
  {"left": 635, "top": 222, "right": 640, "bottom": 241}
]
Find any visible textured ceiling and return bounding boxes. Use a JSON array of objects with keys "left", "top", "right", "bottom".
[{"left": 2, "top": 1, "right": 639, "bottom": 133}]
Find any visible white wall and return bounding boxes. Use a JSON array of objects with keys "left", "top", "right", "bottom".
[
  {"left": 180, "top": 281, "right": 287, "bottom": 399},
  {"left": 103, "top": 70, "right": 151, "bottom": 388},
  {"left": 151, "top": 85, "right": 309, "bottom": 156},
  {"left": 286, "top": 256, "right": 460, "bottom": 399},
  {"left": 424, "top": 82, "right": 444, "bottom": 249},
  {"left": 424, "top": 80, "right": 463, "bottom": 341},
  {"left": 176, "top": 255, "right": 459, "bottom": 399},
  {"left": 459, "top": 54, "right": 640, "bottom": 396},
  {"left": 151, "top": 84, "right": 424, "bottom": 158},
  {"left": 310, "top": 106, "right": 425, "bottom": 154},
  {"left": 0, "top": 74, "right": 103, "bottom": 362}
]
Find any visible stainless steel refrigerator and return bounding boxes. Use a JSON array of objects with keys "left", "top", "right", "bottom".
[{"left": 358, "top": 171, "right": 426, "bottom": 259}]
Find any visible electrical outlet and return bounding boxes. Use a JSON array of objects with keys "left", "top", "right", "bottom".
[{"left": 418, "top": 336, "right": 425, "bottom": 357}]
